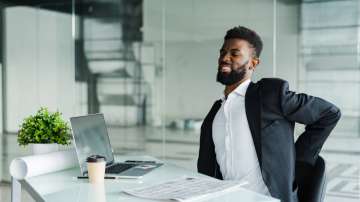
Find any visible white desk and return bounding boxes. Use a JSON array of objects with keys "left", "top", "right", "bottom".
[{"left": 11, "top": 156, "right": 279, "bottom": 202}]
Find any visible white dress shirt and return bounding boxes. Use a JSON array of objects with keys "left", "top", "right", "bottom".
[{"left": 212, "top": 79, "right": 270, "bottom": 195}]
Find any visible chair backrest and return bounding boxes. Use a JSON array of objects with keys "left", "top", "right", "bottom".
[{"left": 297, "top": 156, "right": 326, "bottom": 202}]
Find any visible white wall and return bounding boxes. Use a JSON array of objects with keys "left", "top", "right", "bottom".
[
  {"left": 5, "top": 7, "right": 77, "bottom": 132},
  {"left": 144, "top": 0, "right": 299, "bottom": 121},
  {"left": 299, "top": 1, "right": 359, "bottom": 137},
  {"left": 276, "top": 1, "right": 299, "bottom": 89}
]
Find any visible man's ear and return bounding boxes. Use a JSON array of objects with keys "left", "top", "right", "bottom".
[{"left": 250, "top": 58, "right": 260, "bottom": 70}]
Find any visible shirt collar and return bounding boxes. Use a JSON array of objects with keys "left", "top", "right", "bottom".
[
  {"left": 233, "top": 79, "right": 251, "bottom": 97},
  {"left": 219, "top": 79, "right": 251, "bottom": 100}
]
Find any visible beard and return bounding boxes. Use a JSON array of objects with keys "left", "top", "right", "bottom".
[{"left": 216, "top": 62, "right": 248, "bottom": 85}]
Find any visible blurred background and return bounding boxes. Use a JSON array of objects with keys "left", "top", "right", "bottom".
[{"left": 0, "top": 0, "right": 359, "bottom": 201}]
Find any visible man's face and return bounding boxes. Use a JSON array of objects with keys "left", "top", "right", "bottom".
[{"left": 217, "top": 38, "right": 255, "bottom": 85}]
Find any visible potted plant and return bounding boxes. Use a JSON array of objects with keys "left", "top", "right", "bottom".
[{"left": 18, "top": 107, "right": 72, "bottom": 154}]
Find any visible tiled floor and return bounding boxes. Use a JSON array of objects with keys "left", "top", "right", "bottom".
[
  {"left": 1, "top": 127, "right": 359, "bottom": 202},
  {"left": 324, "top": 162, "right": 360, "bottom": 201}
]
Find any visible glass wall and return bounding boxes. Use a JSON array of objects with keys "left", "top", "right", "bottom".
[
  {"left": 0, "top": 0, "right": 359, "bottom": 201},
  {"left": 299, "top": 0, "right": 360, "bottom": 200},
  {"left": 143, "top": 0, "right": 277, "bottom": 169},
  {"left": 1, "top": 1, "right": 77, "bottom": 185}
]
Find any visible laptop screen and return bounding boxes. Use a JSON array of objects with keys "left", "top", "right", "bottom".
[{"left": 70, "top": 114, "right": 114, "bottom": 174}]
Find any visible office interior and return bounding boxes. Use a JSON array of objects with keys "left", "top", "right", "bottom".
[{"left": 0, "top": 0, "right": 359, "bottom": 201}]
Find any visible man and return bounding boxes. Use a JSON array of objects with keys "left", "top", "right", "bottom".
[{"left": 197, "top": 26, "right": 341, "bottom": 202}]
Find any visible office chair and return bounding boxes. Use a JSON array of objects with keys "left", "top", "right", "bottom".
[{"left": 297, "top": 156, "right": 327, "bottom": 202}]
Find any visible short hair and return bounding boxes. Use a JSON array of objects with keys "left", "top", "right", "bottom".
[{"left": 224, "top": 26, "right": 263, "bottom": 58}]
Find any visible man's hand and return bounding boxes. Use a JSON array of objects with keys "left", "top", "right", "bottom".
[{"left": 295, "top": 161, "right": 314, "bottom": 187}]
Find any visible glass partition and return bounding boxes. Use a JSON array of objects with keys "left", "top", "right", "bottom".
[
  {"left": 1, "top": 0, "right": 359, "bottom": 201},
  {"left": 299, "top": 0, "right": 360, "bottom": 200}
]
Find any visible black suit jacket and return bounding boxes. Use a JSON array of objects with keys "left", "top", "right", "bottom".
[{"left": 197, "top": 78, "right": 341, "bottom": 202}]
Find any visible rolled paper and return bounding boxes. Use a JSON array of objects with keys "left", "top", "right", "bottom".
[{"left": 10, "top": 149, "right": 78, "bottom": 179}]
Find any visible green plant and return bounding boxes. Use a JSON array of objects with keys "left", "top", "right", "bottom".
[{"left": 17, "top": 107, "right": 71, "bottom": 146}]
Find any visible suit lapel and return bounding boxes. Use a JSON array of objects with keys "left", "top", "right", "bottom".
[{"left": 245, "top": 82, "right": 262, "bottom": 168}]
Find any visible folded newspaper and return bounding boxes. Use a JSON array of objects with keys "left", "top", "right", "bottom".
[{"left": 123, "top": 177, "right": 244, "bottom": 202}]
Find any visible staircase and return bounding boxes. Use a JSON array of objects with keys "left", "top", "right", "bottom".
[{"left": 80, "top": 0, "right": 150, "bottom": 127}]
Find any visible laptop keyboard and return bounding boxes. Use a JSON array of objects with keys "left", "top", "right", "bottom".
[{"left": 105, "top": 163, "right": 138, "bottom": 174}]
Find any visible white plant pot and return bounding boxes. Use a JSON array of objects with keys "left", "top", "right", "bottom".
[{"left": 32, "top": 143, "right": 59, "bottom": 155}]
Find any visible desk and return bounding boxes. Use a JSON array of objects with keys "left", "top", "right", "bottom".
[{"left": 11, "top": 156, "right": 279, "bottom": 202}]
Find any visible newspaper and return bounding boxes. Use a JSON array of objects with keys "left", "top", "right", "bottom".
[{"left": 123, "top": 177, "right": 245, "bottom": 202}]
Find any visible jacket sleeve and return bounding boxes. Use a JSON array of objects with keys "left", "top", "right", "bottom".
[{"left": 279, "top": 81, "right": 341, "bottom": 166}]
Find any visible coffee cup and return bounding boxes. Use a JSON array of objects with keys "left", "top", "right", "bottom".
[{"left": 86, "top": 155, "right": 106, "bottom": 184}]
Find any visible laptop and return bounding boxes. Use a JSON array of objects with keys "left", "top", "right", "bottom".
[{"left": 70, "top": 113, "right": 162, "bottom": 179}]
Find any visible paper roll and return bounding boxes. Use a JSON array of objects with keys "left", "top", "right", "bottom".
[{"left": 10, "top": 149, "right": 78, "bottom": 179}]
